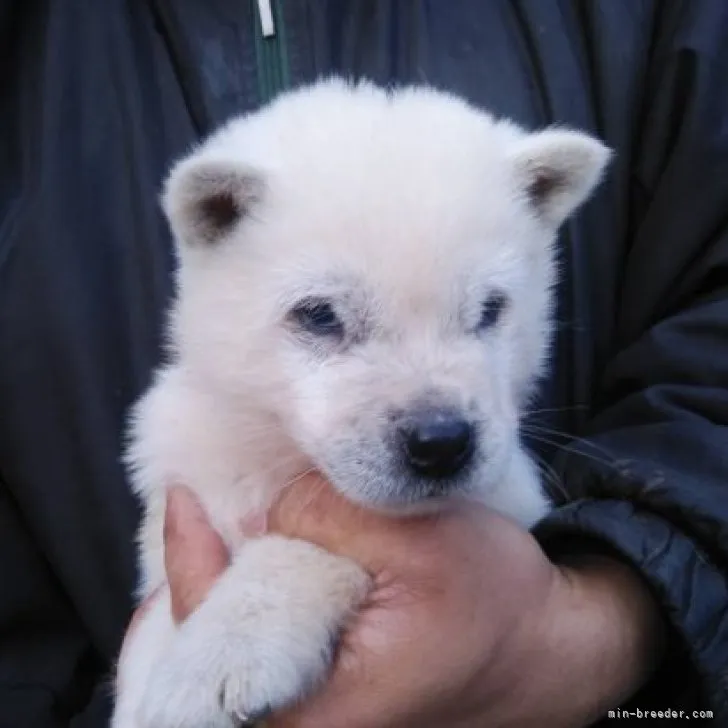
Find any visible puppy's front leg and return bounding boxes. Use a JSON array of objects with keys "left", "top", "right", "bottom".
[{"left": 136, "top": 534, "right": 370, "bottom": 728}]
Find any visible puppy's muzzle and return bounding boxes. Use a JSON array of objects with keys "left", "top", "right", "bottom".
[{"left": 397, "top": 407, "right": 475, "bottom": 480}]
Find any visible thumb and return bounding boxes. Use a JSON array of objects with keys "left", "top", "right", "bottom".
[{"left": 164, "top": 485, "right": 230, "bottom": 622}]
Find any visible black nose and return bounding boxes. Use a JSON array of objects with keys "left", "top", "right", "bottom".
[{"left": 400, "top": 412, "right": 475, "bottom": 477}]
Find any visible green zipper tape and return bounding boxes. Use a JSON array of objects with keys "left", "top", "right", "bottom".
[{"left": 254, "top": 0, "right": 290, "bottom": 104}]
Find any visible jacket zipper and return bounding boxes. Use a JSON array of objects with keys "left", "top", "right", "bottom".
[{"left": 254, "top": 0, "right": 290, "bottom": 103}]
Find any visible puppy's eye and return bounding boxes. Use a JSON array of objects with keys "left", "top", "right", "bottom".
[
  {"left": 290, "top": 298, "right": 344, "bottom": 337},
  {"left": 478, "top": 291, "right": 508, "bottom": 330}
]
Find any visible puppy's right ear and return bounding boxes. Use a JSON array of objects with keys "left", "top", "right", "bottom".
[{"left": 161, "top": 156, "right": 264, "bottom": 248}]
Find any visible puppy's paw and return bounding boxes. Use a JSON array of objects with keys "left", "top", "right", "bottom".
[
  {"left": 109, "top": 711, "right": 144, "bottom": 728},
  {"left": 136, "top": 647, "right": 239, "bottom": 728},
  {"left": 137, "top": 535, "right": 369, "bottom": 728},
  {"left": 136, "top": 628, "right": 317, "bottom": 727}
]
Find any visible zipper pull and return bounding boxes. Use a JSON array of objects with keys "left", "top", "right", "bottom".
[{"left": 257, "top": 0, "right": 276, "bottom": 38}]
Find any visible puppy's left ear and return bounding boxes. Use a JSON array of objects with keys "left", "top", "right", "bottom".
[{"left": 509, "top": 129, "right": 611, "bottom": 228}]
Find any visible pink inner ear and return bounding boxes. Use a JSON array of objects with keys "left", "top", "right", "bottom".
[
  {"left": 238, "top": 510, "right": 269, "bottom": 537},
  {"left": 527, "top": 167, "right": 566, "bottom": 207},
  {"left": 200, "top": 191, "right": 240, "bottom": 232}
]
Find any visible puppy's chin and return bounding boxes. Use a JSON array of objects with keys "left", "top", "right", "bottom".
[
  {"left": 359, "top": 496, "right": 465, "bottom": 518},
  {"left": 317, "top": 464, "right": 486, "bottom": 517},
  {"left": 331, "top": 487, "right": 459, "bottom": 517}
]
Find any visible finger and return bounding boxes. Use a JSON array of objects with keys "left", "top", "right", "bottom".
[
  {"left": 268, "top": 472, "right": 446, "bottom": 572},
  {"left": 164, "top": 485, "right": 230, "bottom": 622},
  {"left": 269, "top": 472, "right": 388, "bottom": 554},
  {"left": 267, "top": 676, "right": 356, "bottom": 728},
  {"left": 266, "top": 634, "right": 368, "bottom": 728}
]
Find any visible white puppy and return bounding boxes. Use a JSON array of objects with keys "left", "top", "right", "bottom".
[{"left": 112, "top": 78, "right": 610, "bottom": 728}]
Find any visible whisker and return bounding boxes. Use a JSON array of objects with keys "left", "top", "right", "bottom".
[
  {"left": 523, "top": 404, "right": 589, "bottom": 417},
  {"left": 531, "top": 452, "right": 569, "bottom": 502},
  {"left": 231, "top": 453, "right": 310, "bottom": 488},
  {"left": 522, "top": 423, "right": 619, "bottom": 464},
  {"left": 280, "top": 466, "right": 317, "bottom": 490},
  {"left": 523, "top": 431, "right": 621, "bottom": 474}
]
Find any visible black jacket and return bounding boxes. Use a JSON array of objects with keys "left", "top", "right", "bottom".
[{"left": 1, "top": 1, "right": 727, "bottom": 726}]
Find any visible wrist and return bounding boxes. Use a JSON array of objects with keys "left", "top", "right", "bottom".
[
  {"left": 546, "top": 553, "right": 666, "bottom": 725},
  {"left": 473, "top": 550, "right": 665, "bottom": 728}
]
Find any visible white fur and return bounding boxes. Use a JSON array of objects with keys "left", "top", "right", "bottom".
[{"left": 112, "top": 78, "right": 610, "bottom": 728}]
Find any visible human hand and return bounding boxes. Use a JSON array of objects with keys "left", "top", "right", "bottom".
[
  {"left": 122, "top": 477, "right": 664, "bottom": 728},
  {"left": 264, "top": 480, "right": 665, "bottom": 728}
]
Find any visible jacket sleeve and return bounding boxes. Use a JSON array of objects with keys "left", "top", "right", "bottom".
[
  {"left": 0, "top": 1, "right": 184, "bottom": 725},
  {"left": 0, "top": 481, "right": 113, "bottom": 727},
  {"left": 533, "top": 1, "right": 728, "bottom": 720}
]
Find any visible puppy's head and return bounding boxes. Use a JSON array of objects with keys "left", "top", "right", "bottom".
[{"left": 162, "top": 79, "right": 610, "bottom": 511}]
